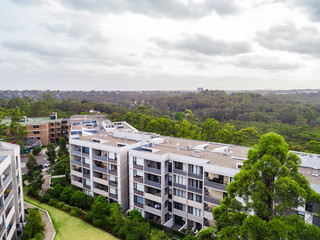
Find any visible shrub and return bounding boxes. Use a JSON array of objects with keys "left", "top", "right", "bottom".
[
  {"left": 62, "top": 205, "right": 70, "bottom": 212},
  {"left": 32, "top": 147, "right": 42, "bottom": 155},
  {"left": 58, "top": 202, "right": 65, "bottom": 210},
  {"left": 92, "top": 218, "right": 103, "bottom": 227},
  {"left": 85, "top": 211, "right": 94, "bottom": 222},
  {"left": 22, "top": 208, "right": 45, "bottom": 240},
  {"left": 116, "top": 227, "right": 129, "bottom": 238},
  {"left": 70, "top": 209, "right": 78, "bottom": 217},
  {"left": 126, "top": 234, "right": 140, "bottom": 240},
  {"left": 40, "top": 193, "right": 51, "bottom": 203},
  {"left": 48, "top": 198, "right": 59, "bottom": 208},
  {"left": 70, "top": 190, "right": 86, "bottom": 209},
  {"left": 59, "top": 186, "right": 74, "bottom": 204},
  {"left": 50, "top": 184, "right": 63, "bottom": 199}
]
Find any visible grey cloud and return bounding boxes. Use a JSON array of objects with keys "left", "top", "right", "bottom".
[
  {"left": 256, "top": 22, "right": 320, "bottom": 57},
  {"left": 10, "top": 0, "right": 48, "bottom": 6},
  {"left": 154, "top": 34, "right": 251, "bottom": 56},
  {"left": 234, "top": 55, "right": 301, "bottom": 71},
  {"left": 56, "top": 0, "right": 239, "bottom": 19}
]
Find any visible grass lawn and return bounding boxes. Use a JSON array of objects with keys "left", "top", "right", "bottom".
[{"left": 24, "top": 195, "right": 119, "bottom": 240}]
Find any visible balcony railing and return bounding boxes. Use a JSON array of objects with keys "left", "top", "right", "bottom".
[
  {"left": 144, "top": 180, "right": 161, "bottom": 189},
  {"left": 109, "top": 181, "right": 118, "bottom": 188},
  {"left": 83, "top": 184, "right": 91, "bottom": 190},
  {"left": 4, "top": 190, "right": 13, "bottom": 207},
  {"left": 134, "top": 189, "right": 144, "bottom": 196},
  {"left": 173, "top": 182, "right": 186, "bottom": 190},
  {"left": 70, "top": 149, "right": 81, "bottom": 156},
  {"left": 0, "top": 222, "right": 4, "bottom": 238},
  {"left": 109, "top": 193, "right": 118, "bottom": 200},
  {"left": 82, "top": 163, "right": 90, "bottom": 168},
  {"left": 204, "top": 195, "right": 221, "bottom": 205},
  {"left": 133, "top": 164, "right": 143, "bottom": 170},
  {"left": 93, "top": 166, "right": 108, "bottom": 174},
  {"left": 188, "top": 172, "right": 203, "bottom": 180},
  {"left": 0, "top": 205, "right": 4, "bottom": 216},
  {"left": 3, "top": 173, "right": 12, "bottom": 189},
  {"left": 204, "top": 180, "right": 227, "bottom": 191},
  {"left": 134, "top": 202, "right": 143, "bottom": 208},
  {"left": 134, "top": 176, "right": 143, "bottom": 183},
  {"left": 188, "top": 185, "right": 202, "bottom": 194},
  {"left": 173, "top": 168, "right": 187, "bottom": 176},
  {"left": 92, "top": 154, "right": 108, "bottom": 162},
  {"left": 83, "top": 173, "right": 90, "bottom": 179},
  {"left": 108, "top": 159, "right": 117, "bottom": 164},
  {"left": 109, "top": 169, "right": 117, "bottom": 176},
  {"left": 144, "top": 166, "right": 161, "bottom": 175},
  {"left": 82, "top": 152, "right": 89, "bottom": 157},
  {"left": 71, "top": 160, "right": 81, "bottom": 167}
]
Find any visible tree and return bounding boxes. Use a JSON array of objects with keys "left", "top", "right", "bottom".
[
  {"left": 213, "top": 132, "right": 320, "bottom": 239},
  {"left": 59, "top": 186, "right": 74, "bottom": 204},
  {"left": 45, "top": 142, "right": 56, "bottom": 165},
  {"left": 150, "top": 230, "right": 170, "bottom": 240},
  {"left": 70, "top": 190, "right": 86, "bottom": 209},
  {"left": 22, "top": 208, "right": 45, "bottom": 240},
  {"left": 197, "top": 227, "right": 215, "bottom": 240},
  {"left": 58, "top": 137, "right": 69, "bottom": 158}
]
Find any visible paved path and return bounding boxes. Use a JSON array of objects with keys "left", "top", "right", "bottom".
[
  {"left": 41, "top": 169, "right": 51, "bottom": 196},
  {"left": 24, "top": 202, "right": 56, "bottom": 240}
]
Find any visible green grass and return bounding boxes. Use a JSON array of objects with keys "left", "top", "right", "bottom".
[{"left": 24, "top": 195, "right": 119, "bottom": 240}]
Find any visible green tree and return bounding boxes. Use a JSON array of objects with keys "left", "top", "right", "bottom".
[
  {"left": 45, "top": 143, "right": 56, "bottom": 165},
  {"left": 59, "top": 186, "right": 74, "bottom": 204},
  {"left": 197, "top": 227, "right": 215, "bottom": 240},
  {"left": 57, "top": 137, "right": 69, "bottom": 158},
  {"left": 213, "top": 132, "right": 320, "bottom": 239},
  {"left": 201, "top": 118, "right": 220, "bottom": 141},
  {"left": 22, "top": 208, "right": 45, "bottom": 240}
]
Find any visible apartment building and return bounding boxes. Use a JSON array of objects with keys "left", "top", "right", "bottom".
[
  {"left": 69, "top": 116, "right": 145, "bottom": 211},
  {"left": 0, "top": 142, "right": 25, "bottom": 240},
  {"left": 69, "top": 117, "right": 320, "bottom": 232}
]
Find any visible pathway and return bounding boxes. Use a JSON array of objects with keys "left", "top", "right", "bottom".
[{"left": 24, "top": 202, "right": 56, "bottom": 240}]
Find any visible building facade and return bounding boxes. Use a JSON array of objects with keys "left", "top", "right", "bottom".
[
  {"left": 69, "top": 117, "right": 320, "bottom": 232},
  {"left": 0, "top": 142, "right": 25, "bottom": 240}
]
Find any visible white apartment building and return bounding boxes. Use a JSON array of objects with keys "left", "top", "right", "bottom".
[
  {"left": 0, "top": 142, "right": 25, "bottom": 240},
  {"left": 69, "top": 116, "right": 320, "bottom": 232}
]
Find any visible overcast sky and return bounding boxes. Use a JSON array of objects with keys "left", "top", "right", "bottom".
[{"left": 1, "top": 0, "right": 320, "bottom": 91}]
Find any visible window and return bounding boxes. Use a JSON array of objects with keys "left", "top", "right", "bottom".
[
  {"left": 174, "top": 162, "right": 183, "bottom": 170},
  {"left": 188, "top": 179, "right": 202, "bottom": 189},
  {"left": 189, "top": 165, "right": 203, "bottom": 174},
  {"left": 37, "top": 137, "right": 40, "bottom": 140},
  {"left": 83, "top": 168, "right": 90, "bottom": 175},
  {"left": 305, "top": 202, "right": 313, "bottom": 212},
  {"left": 188, "top": 193, "right": 202, "bottom": 203},
  {"left": 133, "top": 157, "right": 143, "bottom": 166},
  {"left": 33, "top": 125, "right": 39, "bottom": 128},
  {"left": 110, "top": 187, "right": 118, "bottom": 195},
  {"left": 33, "top": 131, "right": 40, "bottom": 134},
  {"left": 236, "top": 163, "right": 243, "bottom": 169},
  {"left": 109, "top": 152, "right": 117, "bottom": 160},
  {"left": 134, "top": 195, "right": 143, "bottom": 204},
  {"left": 82, "top": 147, "right": 90, "bottom": 154},
  {"left": 174, "top": 175, "right": 186, "bottom": 185},
  {"left": 174, "top": 189, "right": 186, "bottom": 198},
  {"left": 133, "top": 170, "right": 143, "bottom": 178},
  {"left": 84, "top": 179, "right": 91, "bottom": 186},
  {"left": 133, "top": 182, "right": 144, "bottom": 191},
  {"left": 109, "top": 175, "right": 117, "bottom": 182},
  {"left": 173, "top": 202, "right": 185, "bottom": 211},
  {"left": 188, "top": 206, "right": 202, "bottom": 217}
]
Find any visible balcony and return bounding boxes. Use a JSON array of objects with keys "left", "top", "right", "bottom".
[
  {"left": 173, "top": 182, "right": 186, "bottom": 190},
  {"left": 6, "top": 221, "right": 16, "bottom": 240},
  {"left": 93, "top": 166, "right": 108, "bottom": 174},
  {"left": 204, "top": 180, "right": 227, "bottom": 191},
  {"left": 144, "top": 166, "right": 161, "bottom": 175},
  {"left": 188, "top": 172, "right": 203, "bottom": 180},
  {"left": 133, "top": 164, "right": 143, "bottom": 171},
  {"left": 92, "top": 177, "right": 108, "bottom": 185},
  {"left": 109, "top": 169, "right": 117, "bottom": 176},
  {"left": 82, "top": 152, "right": 89, "bottom": 157},
  {"left": 83, "top": 173, "right": 90, "bottom": 179},
  {"left": 83, "top": 163, "right": 90, "bottom": 169},
  {"left": 4, "top": 190, "right": 13, "bottom": 207},
  {"left": 188, "top": 185, "right": 202, "bottom": 194},
  {"left": 172, "top": 208, "right": 187, "bottom": 218},
  {"left": 92, "top": 154, "right": 108, "bottom": 162},
  {"left": 93, "top": 187, "right": 108, "bottom": 197},
  {"left": 144, "top": 180, "right": 161, "bottom": 189},
  {"left": 70, "top": 149, "right": 81, "bottom": 156},
  {"left": 71, "top": 169, "right": 82, "bottom": 178},
  {"left": 204, "top": 195, "right": 221, "bottom": 205},
  {"left": 0, "top": 222, "right": 4, "bottom": 239},
  {"left": 109, "top": 181, "right": 118, "bottom": 188},
  {"left": 0, "top": 204, "right": 3, "bottom": 216},
  {"left": 134, "top": 202, "right": 143, "bottom": 208},
  {"left": 173, "top": 168, "right": 186, "bottom": 176},
  {"left": 3, "top": 173, "right": 12, "bottom": 189},
  {"left": 108, "top": 158, "right": 117, "bottom": 164},
  {"left": 71, "top": 160, "right": 81, "bottom": 167},
  {"left": 71, "top": 180, "right": 83, "bottom": 188},
  {"left": 109, "top": 193, "right": 118, "bottom": 200},
  {"left": 134, "top": 189, "right": 144, "bottom": 196},
  {"left": 144, "top": 205, "right": 162, "bottom": 216},
  {"left": 133, "top": 176, "right": 143, "bottom": 183},
  {"left": 83, "top": 184, "right": 91, "bottom": 190}
]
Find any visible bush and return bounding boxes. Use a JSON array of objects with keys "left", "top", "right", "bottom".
[
  {"left": 22, "top": 208, "right": 45, "bottom": 240},
  {"left": 70, "top": 209, "right": 78, "bottom": 217},
  {"left": 126, "top": 234, "right": 140, "bottom": 240},
  {"left": 58, "top": 202, "right": 65, "bottom": 210},
  {"left": 40, "top": 193, "right": 51, "bottom": 203},
  {"left": 59, "top": 187, "right": 74, "bottom": 204},
  {"left": 116, "top": 227, "right": 129, "bottom": 238},
  {"left": 32, "top": 147, "right": 42, "bottom": 155},
  {"left": 62, "top": 205, "right": 70, "bottom": 212},
  {"left": 85, "top": 211, "right": 94, "bottom": 222},
  {"left": 50, "top": 184, "right": 64, "bottom": 199},
  {"left": 92, "top": 218, "right": 103, "bottom": 227},
  {"left": 48, "top": 198, "right": 59, "bottom": 208}
]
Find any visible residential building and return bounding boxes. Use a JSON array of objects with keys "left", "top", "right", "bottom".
[
  {"left": 0, "top": 142, "right": 25, "bottom": 240},
  {"left": 69, "top": 116, "right": 320, "bottom": 232}
]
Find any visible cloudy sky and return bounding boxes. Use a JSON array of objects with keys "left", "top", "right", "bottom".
[{"left": 1, "top": 0, "right": 320, "bottom": 91}]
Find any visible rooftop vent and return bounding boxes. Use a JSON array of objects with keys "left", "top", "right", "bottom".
[{"left": 312, "top": 167, "right": 318, "bottom": 177}]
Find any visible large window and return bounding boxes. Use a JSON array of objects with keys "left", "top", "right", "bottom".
[
  {"left": 189, "top": 164, "right": 203, "bottom": 174},
  {"left": 134, "top": 195, "right": 143, "bottom": 204},
  {"left": 188, "top": 179, "right": 202, "bottom": 188},
  {"left": 173, "top": 202, "right": 186, "bottom": 211},
  {"left": 174, "top": 175, "right": 186, "bottom": 185},
  {"left": 174, "top": 162, "right": 183, "bottom": 170},
  {"left": 188, "top": 193, "right": 202, "bottom": 203},
  {"left": 188, "top": 206, "right": 202, "bottom": 217},
  {"left": 174, "top": 189, "right": 186, "bottom": 198},
  {"left": 110, "top": 187, "right": 118, "bottom": 195},
  {"left": 133, "top": 182, "right": 144, "bottom": 192}
]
